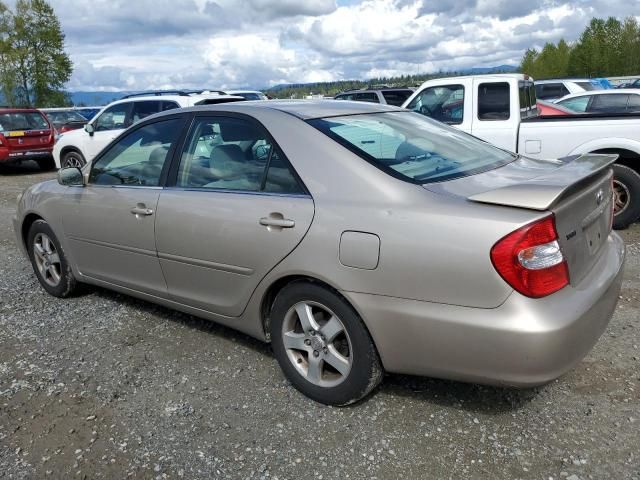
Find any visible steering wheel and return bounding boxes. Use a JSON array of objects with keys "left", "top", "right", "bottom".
[{"left": 419, "top": 105, "right": 434, "bottom": 116}]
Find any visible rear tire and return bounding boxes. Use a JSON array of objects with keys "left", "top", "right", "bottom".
[
  {"left": 270, "top": 281, "right": 383, "bottom": 406},
  {"left": 61, "top": 151, "right": 86, "bottom": 169},
  {"left": 27, "top": 220, "right": 79, "bottom": 298},
  {"left": 612, "top": 164, "right": 640, "bottom": 230}
]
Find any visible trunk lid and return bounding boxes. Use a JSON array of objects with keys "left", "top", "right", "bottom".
[{"left": 424, "top": 153, "right": 616, "bottom": 284}]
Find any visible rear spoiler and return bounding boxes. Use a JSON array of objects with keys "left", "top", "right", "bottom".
[{"left": 467, "top": 153, "right": 617, "bottom": 211}]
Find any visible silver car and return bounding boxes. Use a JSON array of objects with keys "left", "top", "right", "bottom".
[{"left": 13, "top": 101, "right": 625, "bottom": 405}]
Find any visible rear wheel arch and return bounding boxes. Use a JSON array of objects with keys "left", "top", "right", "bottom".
[{"left": 260, "top": 275, "right": 375, "bottom": 344}]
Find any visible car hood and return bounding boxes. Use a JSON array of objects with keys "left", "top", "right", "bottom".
[{"left": 423, "top": 153, "right": 617, "bottom": 211}]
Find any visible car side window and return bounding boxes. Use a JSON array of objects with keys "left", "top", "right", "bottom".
[
  {"left": 627, "top": 94, "right": 640, "bottom": 112},
  {"left": 131, "top": 101, "right": 163, "bottom": 123},
  {"left": 177, "top": 117, "right": 304, "bottom": 194},
  {"left": 94, "top": 103, "right": 132, "bottom": 132},
  {"left": 406, "top": 85, "right": 464, "bottom": 124},
  {"left": 535, "top": 83, "right": 569, "bottom": 100},
  {"left": 478, "top": 82, "right": 510, "bottom": 121},
  {"left": 90, "top": 118, "right": 182, "bottom": 186},
  {"left": 589, "top": 94, "right": 629, "bottom": 113},
  {"left": 335, "top": 94, "right": 353, "bottom": 101},
  {"left": 355, "top": 92, "right": 379, "bottom": 103},
  {"left": 557, "top": 96, "right": 590, "bottom": 112}
]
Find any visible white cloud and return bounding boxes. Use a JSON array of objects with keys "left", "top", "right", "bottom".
[{"left": 6, "top": 0, "right": 634, "bottom": 91}]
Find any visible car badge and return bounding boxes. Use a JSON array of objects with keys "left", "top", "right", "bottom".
[{"left": 18, "top": 138, "right": 24, "bottom": 144}]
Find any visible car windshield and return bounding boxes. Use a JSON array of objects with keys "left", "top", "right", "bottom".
[
  {"left": 45, "top": 111, "right": 87, "bottom": 127},
  {"left": 309, "top": 111, "right": 516, "bottom": 183},
  {"left": 0, "top": 112, "right": 49, "bottom": 132}
]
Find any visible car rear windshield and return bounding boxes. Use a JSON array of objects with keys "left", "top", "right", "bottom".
[
  {"left": 0, "top": 112, "right": 49, "bottom": 132},
  {"left": 308, "top": 111, "right": 515, "bottom": 183},
  {"left": 45, "top": 110, "right": 87, "bottom": 127}
]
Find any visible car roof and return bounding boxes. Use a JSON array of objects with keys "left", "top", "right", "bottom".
[
  {"left": 536, "top": 78, "right": 593, "bottom": 84},
  {"left": 557, "top": 89, "right": 640, "bottom": 101},
  {"left": 174, "top": 99, "right": 400, "bottom": 120}
]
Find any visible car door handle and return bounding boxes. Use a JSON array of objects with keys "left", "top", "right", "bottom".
[
  {"left": 259, "top": 217, "right": 295, "bottom": 228},
  {"left": 131, "top": 205, "right": 154, "bottom": 216}
]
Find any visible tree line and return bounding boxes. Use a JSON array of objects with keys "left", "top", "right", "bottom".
[
  {"left": 520, "top": 17, "right": 640, "bottom": 79},
  {"left": 0, "top": 0, "right": 72, "bottom": 107}
]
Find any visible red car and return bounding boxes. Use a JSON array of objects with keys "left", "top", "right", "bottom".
[
  {"left": 0, "top": 108, "right": 55, "bottom": 170},
  {"left": 537, "top": 99, "right": 577, "bottom": 116}
]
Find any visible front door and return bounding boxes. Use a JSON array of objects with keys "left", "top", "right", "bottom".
[
  {"left": 155, "top": 115, "right": 315, "bottom": 316},
  {"left": 62, "top": 115, "right": 185, "bottom": 295}
]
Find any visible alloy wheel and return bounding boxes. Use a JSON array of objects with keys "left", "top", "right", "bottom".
[
  {"left": 281, "top": 301, "right": 353, "bottom": 387},
  {"left": 33, "top": 233, "right": 62, "bottom": 287},
  {"left": 64, "top": 154, "right": 84, "bottom": 168},
  {"left": 613, "top": 179, "right": 630, "bottom": 216}
]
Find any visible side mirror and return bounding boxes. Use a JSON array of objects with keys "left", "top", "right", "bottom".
[
  {"left": 57, "top": 167, "right": 85, "bottom": 187},
  {"left": 84, "top": 123, "right": 95, "bottom": 136}
]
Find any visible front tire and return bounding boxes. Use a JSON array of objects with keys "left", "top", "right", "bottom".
[
  {"left": 612, "top": 164, "right": 640, "bottom": 230},
  {"left": 270, "top": 282, "right": 383, "bottom": 406},
  {"left": 61, "top": 151, "right": 86, "bottom": 169},
  {"left": 27, "top": 220, "right": 79, "bottom": 297}
]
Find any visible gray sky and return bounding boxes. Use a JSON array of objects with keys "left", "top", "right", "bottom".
[{"left": 29, "top": 0, "right": 640, "bottom": 91}]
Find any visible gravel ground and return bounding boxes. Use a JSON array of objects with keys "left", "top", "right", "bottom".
[{"left": 1, "top": 162, "right": 639, "bottom": 480}]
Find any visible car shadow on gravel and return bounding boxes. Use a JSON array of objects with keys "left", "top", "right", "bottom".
[
  {"left": 0, "top": 161, "right": 49, "bottom": 175},
  {"left": 89, "top": 287, "right": 273, "bottom": 357},
  {"left": 88, "top": 286, "right": 541, "bottom": 412},
  {"left": 377, "top": 374, "right": 541, "bottom": 414}
]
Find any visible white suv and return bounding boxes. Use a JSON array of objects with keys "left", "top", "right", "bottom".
[{"left": 53, "top": 90, "right": 244, "bottom": 168}]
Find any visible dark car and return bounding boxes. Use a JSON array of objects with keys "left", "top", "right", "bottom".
[
  {"left": 41, "top": 109, "right": 88, "bottom": 135},
  {"left": 0, "top": 108, "right": 55, "bottom": 170},
  {"left": 334, "top": 87, "right": 414, "bottom": 106}
]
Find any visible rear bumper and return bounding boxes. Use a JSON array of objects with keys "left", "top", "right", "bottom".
[
  {"left": 0, "top": 147, "right": 53, "bottom": 163},
  {"left": 344, "top": 232, "right": 625, "bottom": 387}
]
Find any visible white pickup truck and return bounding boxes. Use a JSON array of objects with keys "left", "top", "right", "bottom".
[{"left": 402, "top": 74, "right": 640, "bottom": 229}]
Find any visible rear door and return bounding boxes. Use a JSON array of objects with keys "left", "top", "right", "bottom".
[
  {"left": 155, "top": 114, "right": 314, "bottom": 316},
  {"left": 471, "top": 79, "right": 519, "bottom": 152}
]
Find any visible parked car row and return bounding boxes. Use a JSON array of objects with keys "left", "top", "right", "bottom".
[{"left": 399, "top": 74, "right": 640, "bottom": 229}]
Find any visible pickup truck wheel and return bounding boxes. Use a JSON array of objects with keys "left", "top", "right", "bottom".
[
  {"left": 61, "top": 151, "right": 86, "bottom": 169},
  {"left": 612, "top": 164, "right": 640, "bottom": 230}
]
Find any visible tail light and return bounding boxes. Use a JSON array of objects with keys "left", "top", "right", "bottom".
[{"left": 490, "top": 215, "right": 569, "bottom": 298}]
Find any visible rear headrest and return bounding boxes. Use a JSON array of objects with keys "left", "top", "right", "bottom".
[{"left": 219, "top": 120, "right": 259, "bottom": 142}]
